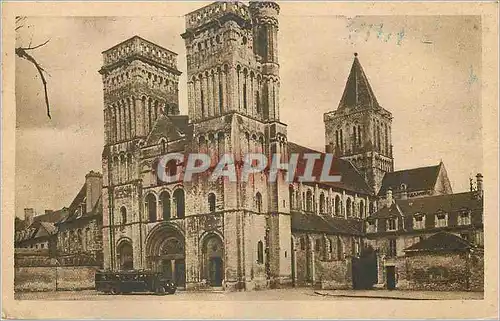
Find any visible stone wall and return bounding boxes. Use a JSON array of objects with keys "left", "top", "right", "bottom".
[
  {"left": 403, "top": 251, "right": 483, "bottom": 291},
  {"left": 315, "top": 259, "right": 352, "bottom": 289},
  {"left": 469, "top": 251, "right": 484, "bottom": 292},
  {"left": 14, "top": 266, "right": 99, "bottom": 292},
  {"left": 293, "top": 232, "right": 354, "bottom": 289}
]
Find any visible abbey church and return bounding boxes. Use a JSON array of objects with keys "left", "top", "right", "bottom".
[{"left": 15, "top": 1, "right": 484, "bottom": 292}]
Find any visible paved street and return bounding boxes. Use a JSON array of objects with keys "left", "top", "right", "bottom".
[{"left": 15, "top": 288, "right": 483, "bottom": 301}]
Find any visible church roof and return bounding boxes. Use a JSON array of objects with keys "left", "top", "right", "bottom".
[
  {"left": 338, "top": 53, "right": 380, "bottom": 110},
  {"left": 145, "top": 113, "right": 191, "bottom": 146},
  {"left": 404, "top": 231, "right": 474, "bottom": 253},
  {"left": 378, "top": 163, "right": 442, "bottom": 196},
  {"left": 291, "top": 211, "right": 364, "bottom": 236},
  {"left": 287, "top": 142, "right": 373, "bottom": 195}
]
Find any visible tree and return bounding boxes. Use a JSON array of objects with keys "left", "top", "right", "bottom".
[{"left": 15, "top": 16, "right": 51, "bottom": 119}]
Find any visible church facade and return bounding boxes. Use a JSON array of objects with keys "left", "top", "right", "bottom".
[{"left": 97, "top": 0, "right": 484, "bottom": 292}]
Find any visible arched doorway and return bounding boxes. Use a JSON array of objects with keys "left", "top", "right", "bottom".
[
  {"left": 202, "top": 234, "right": 224, "bottom": 287},
  {"left": 117, "top": 241, "right": 133, "bottom": 270},
  {"left": 146, "top": 224, "right": 186, "bottom": 287}
]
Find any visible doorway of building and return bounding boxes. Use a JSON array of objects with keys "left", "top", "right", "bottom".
[
  {"left": 386, "top": 266, "right": 396, "bottom": 290},
  {"left": 203, "top": 234, "right": 224, "bottom": 287},
  {"left": 209, "top": 257, "right": 223, "bottom": 286},
  {"left": 146, "top": 224, "right": 186, "bottom": 289},
  {"left": 174, "top": 259, "right": 186, "bottom": 287}
]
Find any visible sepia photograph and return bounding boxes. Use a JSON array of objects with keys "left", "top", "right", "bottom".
[{"left": 2, "top": 1, "right": 499, "bottom": 319}]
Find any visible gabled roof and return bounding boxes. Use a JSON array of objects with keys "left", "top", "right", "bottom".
[
  {"left": 287, "top": 142, "right": 373, "bottom": 195},
  {"left": 61, "top": 194, "right": 102, "bottom": 224},
  {"left": 378, "top": 163, "right": 442, "bottom": 196},
  {"left": 145, "top": 114, "right": 190, "bottom": 146},
  {"left": 370, "top": 191, "right": 483, "bottom": 219},
  {"left": 404, "top": 231, "right": 473, "bottom": 252},
  {"left": 36, "top": 222, "right": 58, "bottom": 237},
  {"left": 338, "top": 53, "right": 379, "bottom": 110},
  {"left": 291, "top": 211, "right": 364, "bottom": 236}
]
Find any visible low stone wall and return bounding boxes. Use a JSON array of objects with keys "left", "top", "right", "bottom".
[
  {"left": 403, "top": 251, "right": 483, "bottom": 292},
  {"left": 15, "top": 266, "right": 56, "bottom": 292},
  {"left": 14, "top": 266, "right": 99, "bottom": 292},
  {"left": 469, "top": 251, "right": 484, "bottom": 292},
  {"left": 315, "top": 259, "right": 352, "bottom": 290}
]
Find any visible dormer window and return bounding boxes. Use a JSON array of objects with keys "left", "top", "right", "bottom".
[
  {"left": 435, "top": 212, "right": 448, "bottom": 228},
  {"left": 366, "top": 219, "right": 377, "bottom": 233},
  {"left": 387, "top": 218, "right": 397, "bottom": 231},
  {"left": 458, "top": 210, "right": 471, "bottom": 226},
  {"left": 413, "top": 214, "right": 425, "bottom": 230}
]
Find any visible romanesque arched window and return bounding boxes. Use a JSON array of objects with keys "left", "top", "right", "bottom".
[
  {"left": 166, "top": 159, "right": 177, "bottom": 179},
  {"left": 255, "top": 192, "right": 263, "bottom": 213},
  {"left": 120, "top": 206, "right": 127, "bottom": 225},
  {"left": 218, "top": 75, "right": 224, "bottom": 114},
  {"left": 314, "top": 239, "right": 321, "bottom": 252},
  {"left": 300, "top": 236, "right": 306, "bottom": 250},
  {"left": 145, "top": 194, "right": 157, "bottom": 222},
  {"left": 335, "top": 195, "right": 341, "bottom": 216},
  {"left": 77, "top": 229, "right": 83, "bottom": 248},
  {"left": 346, "top": 198, "right": 352, "bottom": 217},
  {"left": 173, "top": 189, "right": 185, "bottom": 218},
  {"left": 85, "top": 228, "right": 91, "bottom": 251},
  {"left": 306, "top": 190, "right": 313, "bottom": 212},
  {"left": 289, "top": 186, "right": 295, "bottom": 209},
  {"left": 160, "top": 191, "right": 171, "bottom": 220},
  {"left": 337, "top": 237, "right": 344, "bottom": 260},
  {"left": 319, "top": 193, "right": 325, "bottom": 214},
  {"left": 353, "top": 126, "right": 357, "bottom": 147},
  {"left": 359, "top": 200, "right": 365, "bottom": 218},
  {"left": 161, "top": 139, "right": 166, "bottom": 154},
  {"left": 208, "top": 193, "right": 216, "bottom": 212},
  {"left": 257, "top": 240, "right": 264, "bottom": 264}
]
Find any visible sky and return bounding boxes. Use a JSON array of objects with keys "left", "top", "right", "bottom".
[{"left": 15, "top": 4, "right": 482, "bottom": 218}]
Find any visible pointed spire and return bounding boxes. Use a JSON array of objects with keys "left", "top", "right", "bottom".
[{"left": 338, "top": 53, "right": 380, "bottom": 110}]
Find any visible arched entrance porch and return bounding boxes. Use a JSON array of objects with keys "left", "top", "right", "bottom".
[
  {"left": 146, "top": 224, "right": 186, "bottom": 288},
  {"left": 201, "top": 233, "right": 224, "bottom": 287},
  {"left": 117, "top": 239, "right": 133, "bottom": 270}
]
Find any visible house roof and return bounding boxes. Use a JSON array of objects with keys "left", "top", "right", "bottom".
[
  {"left": 61, "top": 194, "right": 103, "bottom": 224},
  {"left": 404, "top": 231, "right": 473, "bottom": 252},
  {"left": 291, "top": 211, "right": 364, "bottom": 236},
  {"left": 369, "top": 191, "right": 483, "bottom": 219},
  {"left": 378, "top": 163, "right": 442, "bottom": 196},
  {"left": 338, "top": 54, "right": 379, "bottom": 110},
  {"left": 287, "top": 142, "right": 373, "bottom": 195}
]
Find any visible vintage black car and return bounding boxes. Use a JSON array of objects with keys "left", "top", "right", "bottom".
[{"left": 95, "top": 270, "right": 177, "bottom": 295}]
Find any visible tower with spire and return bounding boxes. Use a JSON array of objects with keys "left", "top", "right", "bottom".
[{"left": 324, "top": 53, "right": 394, "bottom": 194}]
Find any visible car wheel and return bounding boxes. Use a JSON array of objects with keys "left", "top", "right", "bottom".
[
  {"left": 168, "top": 289, "right": 176, "bottom": 295},
  {"left": 155, "top": 286, "right": 166, "bottom": 295},
  {"left": 109, "top": 287, "right": 119, "bottom": 295}
]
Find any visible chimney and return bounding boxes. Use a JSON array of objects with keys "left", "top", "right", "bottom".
[
  {"left": 85, "top": 171, "right": 103, "bottom": 213},
  {"left": 400, "top": 184, "right": 408, "bottom": 200},
  {"left": 24, "top": 208, "right": 35, "bottom": 227},
  {"left": 386, "top": 188, "right": 393, "bottom": 207},
  {"left": 476, "top": 173, "right": 483, "bottom": 194}
]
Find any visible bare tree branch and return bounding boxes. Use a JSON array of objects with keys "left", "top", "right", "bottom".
[
  {"left": 15, "top": 42, "right": 51, "bottom": 119},
  {"left": 21, "top": 39, "right": 50, "bottom": 51},
  {"left": 16, "top": 17, "right": 52, "bottom": 119}
]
